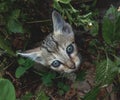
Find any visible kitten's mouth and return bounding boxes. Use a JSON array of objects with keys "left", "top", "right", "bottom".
[
  {"left": 65, "top": 68, "right": 77, "bottom": 73},
  {"left": 64, "top": 53, "right": 81, "bottom": 73}
]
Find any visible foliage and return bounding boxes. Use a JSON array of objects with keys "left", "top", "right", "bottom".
[
  {"left": 114, "top": 56, "right": 120, "bottom": 73},
  {"left": 53, "top": 0, "right": 93, "bottom": 29},
  {"left": 0, "top": 34, "right": 15, "bottom": 56},
  {"left": 76, "top": 70, "right": 86, "bottom": 81},
  {"left": 20, "top": 92, "right": 33, "bottom": 100},
  {"left": 57, "top": 82, "right": 70, "bottom": 95},
  {"left": 0, "top": 78, "right": 16, "bottom": 100},
  {"left": 41, "top": 72, "right": 57, "bottom": 86},
  {"left": 0, "top": 0, "right": 24, "bottom": 34},
  {"left": 7, "top": 9, "right": 24, "bottom": 34},
  {"left": 88, "top": 54, "right": 120, "bottom": 99},
  {"left": 90, "top": 5, "right": 120, "bottom": 44},
  {"left": 15, "top": 58, "right": 34, "bottom": 78},
  {"left": 0, "top": 0, "right": 25, "bottom": 55},
  {"left": 83, "top": 86, "right": 100, "bottom": 100},
  {"left": 84, "top": 5, "right": 120, "bottom": 99},
  {"left": 95, "top": 56, "right": 118, "bottom": 86},
  {"left": 102, "top": 5, "right": 120, "bottom": 44},
  {"left": 36, "top": 91, "right": 49, "bottom": 100}
]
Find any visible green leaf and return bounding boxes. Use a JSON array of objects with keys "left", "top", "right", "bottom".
[
  {"left": 7, "top": 9, "right": 24, "bottom": 34},
  {"left": 58, "top": 90, "right": 64, "bottom": 95},
  {"left": 105, "top": 6, "right": 117, "bottom": 17},
  {"left": 53, "top": 0, "right": 63, "bottom": 13},
  {"left": 15, "top": 58, "right": 34, "bottom": 78},
  {"left": 95, "top": 57, "right": 117, "bottom": 86},
  {"left": 90, "top": 21, "right": 98, "bottom": 36},
  {"left": 15, "top": 66, "right": 27, "bottom": 78},
  {"left": 102, "top": 5, "right": 120, "bottom": 44},
  {"left": 18, "top": 58, "right": 26, "bottom": 65},
  {"left": 36, "top": 91, "right": 49, "bottom": 100},
  {"left": 0, "top": 2, "right": 8, "bottom": 13},
  {"left": 0, "top": 78, "right": 16, "bottom": 100},
  {"left": 114, "top": 56, "right": 120, "bottom": 66},
  {"left": 76, "top": 70, "right": 86, "bottom": 81},
  {"left": 83, "top": 86, "right": 100, "bottom": 100},
  {"left": 114, "top": 56, "right": 120, "bottom": 73},
  {"left": 21, "top": 92, "right": 33, "bottom": 100},
  {"left": 41, "top": 72, "right": 56, "bottom": 86},
  {"left": 57, "top": 82, "right": 70, "bottom": 92},
  {"left": 0, "top": 35, "right": 15, "bottom": 56},
  {"left": 65, "top": 9, "right": 73, "bottom": 24},
  {"left": 23, "top": 59, "right": 34, "bottom": 68},
  {"left": 57, "top": 0, "right": 71, "bottom": 4},
  {"left": 7, "top": 19, "right": 24, "bottom": 33},
  {"left": 102, "top": 17, "right": 114, "bottom": 44},
  {"left": 10, "top": 9, "right": 20, "bottom": 19}
]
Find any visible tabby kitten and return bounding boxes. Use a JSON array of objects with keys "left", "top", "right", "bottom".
[{"left": 18, "top": 11, "right": 81, "bottom": 73}]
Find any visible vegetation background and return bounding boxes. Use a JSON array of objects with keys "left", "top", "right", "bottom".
[{"left": 0, "top": 0, "right": 120, "bottom": 100}]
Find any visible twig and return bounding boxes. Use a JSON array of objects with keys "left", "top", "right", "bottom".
[
  {"left": 47, "top": 93, "right": 56, "bottom": 100},
  {"left": 20, "top": 79, "right": 41, "bottom": 89},
  {"left": 26, "top": 19, "right": 51, "bottom": 24},
  {"left": 3, "top": 60, "right": 15, "bottom": 70}
]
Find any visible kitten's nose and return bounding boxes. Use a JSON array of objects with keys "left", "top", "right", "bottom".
[
  {"left": 70, "top": 64, "right": 75, "bottom": 69},
  {"left": 67, "top": 60, "right": 75, "bottom": 69}
]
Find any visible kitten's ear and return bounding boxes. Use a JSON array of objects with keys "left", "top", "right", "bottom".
[
  {"left": 52, "top": 11, "right": 73, "bottom": 35},
  {"left": 17, "top": 47, "right": 45, "bottom": 64}
]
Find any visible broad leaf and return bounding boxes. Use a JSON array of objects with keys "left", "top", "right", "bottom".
[
  {"left": 41, "top": 72, "right": 56, "bottom": 86},
  {"left": 0, "top": 78, "right": 16, "bottom": 100},
  {"left": 7, "top": 9, "right": 24, "bottom": 34},
  {"left": 57, "top": 82, "right": 70, "bottom": 92},
  {"left": 114, "top": 56, "right": 120, "bottom": 73},
  {"left": 36, "top": 91, "right": 49, "bottom": 100},
  {"left": 10, "top": 9, "right": 20, "bottom": 19},
  {"left": 18, "top": 58, "right": 26, "bottom": 65},
  {"left": 0, "top": 34, "right": 15, "bottom": 56},
  {"left": 95, "top": 58, "right": 117, "bottom": 86},
  {"left": 83, "top": 86, "right": 100, "bottom": 100},
  {"left": 7, "top": 19, "right": 24, "bottom": 33},
  {"left": 15, "top": 66, "right": 27, "bottom": 78},
  {"left": 102, "top": 6, "right": 120, "bottom": 44},
  {"left": 15, "top": 58, "right": 34, "bottom": 78}
]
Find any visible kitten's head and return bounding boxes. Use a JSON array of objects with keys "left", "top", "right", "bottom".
[{"left": 18, "top": 11, "right": 81, "bottom": 73}]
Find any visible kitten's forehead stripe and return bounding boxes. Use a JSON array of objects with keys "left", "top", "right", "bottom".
[
  {"left": 41, "top": 34, "right": 58, "bottom": 53},
  {"left": 41, "top": 45, "right": 52, "bottom": 53},
  {"left": 51, "top": 34, "right": 59, "bottom": 49}
]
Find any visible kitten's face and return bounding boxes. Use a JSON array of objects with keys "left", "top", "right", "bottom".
[{"left": 18, "top": 11, "right": 81, "bottom": 73}]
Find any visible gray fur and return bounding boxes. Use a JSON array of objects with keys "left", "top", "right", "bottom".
[{"left": 17, "top": 11, "right": 81, "bottom": 73}]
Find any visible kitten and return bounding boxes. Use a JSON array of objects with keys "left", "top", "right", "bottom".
[{"left": 18, "top": 11, "right": 81, "bottom": 73}]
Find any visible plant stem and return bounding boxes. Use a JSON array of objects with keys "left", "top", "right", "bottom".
[{"left": 26, "top": 19, "right": 51, "bottom": 24}]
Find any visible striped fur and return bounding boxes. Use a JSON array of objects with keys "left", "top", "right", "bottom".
[{"left": 18, "top": 11, "right": 81, "bottom": 73}]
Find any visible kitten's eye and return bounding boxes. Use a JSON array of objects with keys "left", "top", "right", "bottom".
[
  {"left": 51, "top": 60, "right": 61, "bottom": 67},
  {"left": 66, "top": 44, "right": 74, "bottom": 55}
]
